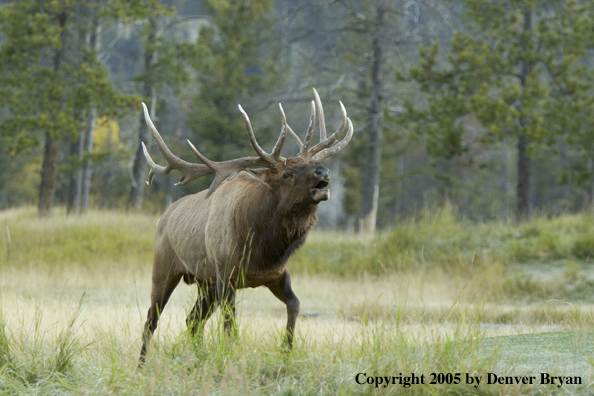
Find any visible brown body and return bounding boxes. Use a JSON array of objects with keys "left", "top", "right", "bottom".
[
  {"left": 162, "top": 161, "right": 325, "bottom": 284},
  {"left": 139, "top": 90, "right": 353, "bottom": 364}
]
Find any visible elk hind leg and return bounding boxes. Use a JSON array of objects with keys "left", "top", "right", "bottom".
[
  {"left": 267, "top": 270, "right": 300, "bottom": 350},
  {"left": 187, "top": 281, "right": 217, "bottom": 337},
  {"left": 139, "top": 272, "right": 182, "bottom": 366}
]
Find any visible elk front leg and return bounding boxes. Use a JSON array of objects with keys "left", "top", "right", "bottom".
[
  {"left": 139, "top": 272, "right": 182, "bottom": 366},
  {"left": 267, "top": 270, "right": 300, "bottom": 350},
  {"left": 216, "top": 276, "right": 237, "bottom": 337},
  {"left": 187, "top": 282, "right": 217, "bottom": 337}
]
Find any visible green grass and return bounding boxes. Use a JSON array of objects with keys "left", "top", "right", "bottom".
[
  {"left": 291, "top": 205, "right": 594, "bottom": 277},
  {"left": 479, "top": 331, "right": 594, "bottom": 377},
  {"left": 1, "top": 205, "right": 594, "bottom": 394},
  {"left": 0, "top": 299, "right": 591, "bottom": 395},
  {"left": 1, "top": 206, "right": 156, "bottom": 268},
  {"left": 0, "top": 307, "right": 499, "bottom": 395},
  {"left": 5, "top": 204, "right": 594, "bottom": 281}
]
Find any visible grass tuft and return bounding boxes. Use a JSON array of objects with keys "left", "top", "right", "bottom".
[
  {"left": 50, "top": 294, "right": 89, "bottom": 376},
  {"left": 0, "top": 313, "right": 11, "bottom": 371}
]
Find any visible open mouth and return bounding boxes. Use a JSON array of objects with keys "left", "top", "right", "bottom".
[
  {"left": 311, "top": 180, "right": 330, "bottom": 202},
  {"left": 313, "top": 180, "right": 329, "bottom": 191}
]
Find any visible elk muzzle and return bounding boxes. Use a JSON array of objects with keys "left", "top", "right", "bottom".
[{"left": 311, "top": 167, "right": 330, "bottom": 202}]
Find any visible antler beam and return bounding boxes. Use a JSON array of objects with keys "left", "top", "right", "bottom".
[
  {"left": 142, "top": 90, "right": 352, "bottom": 195},
  {"left": 141, "top": 103, "right": 213, "bottom": 186},
  {"left": 141, "top": 102, "right": 287, "bottom": 196}
]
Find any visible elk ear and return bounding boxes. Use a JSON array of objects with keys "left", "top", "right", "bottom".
[{"left": 244, "top": 168, "right": 272, "bottom": 188}]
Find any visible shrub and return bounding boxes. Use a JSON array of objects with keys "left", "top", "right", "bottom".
[{"left": 571, "top": 234, "right": 594, "bottom": 260}]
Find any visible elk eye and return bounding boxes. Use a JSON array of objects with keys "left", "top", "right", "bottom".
[{"left": 282, "top": 171, "right": 293, "bottom": 179}]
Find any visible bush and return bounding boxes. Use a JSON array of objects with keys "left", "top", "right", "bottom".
[{"left": 571, "top": 234, "right": 594, "bottom": 260}]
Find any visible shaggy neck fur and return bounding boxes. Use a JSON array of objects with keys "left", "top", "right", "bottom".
[{"left": 235, "top": 178, "right": 319, "bottom": 273}]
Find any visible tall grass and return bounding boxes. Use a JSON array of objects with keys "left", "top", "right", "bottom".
[
  {"left": 0, "top": 206, "right": 156, "bottom": 269},
  {"left": 292, "top": 205, "right": 594, "bottom": 276},
  {"left": 0, "top": 298, "right": 88, "bottom": 390},
  {"left": 0, "top": 297, "right": 589, "bottom": 395},
  {"left": 288, "top": 205, "right": 594, "bottom": 304},
  {"left": 0, "top": 315, "right": 10, "bottom": 370},
  {"left": 1, "top": 206, "right": 594, "bottom": 394},
  {"left": 5, "top": 205, "right": 594, "bottom": 277},
  {"left": 3, "top": 205, "right": 594, "bottom": 305},
  {"left": 0, "top": 296, "right": 506, "bottom": 395}
]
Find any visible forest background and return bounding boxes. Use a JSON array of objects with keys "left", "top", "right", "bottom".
[{"left": 1, "top": 0, "right": 594, "bottom": 234}]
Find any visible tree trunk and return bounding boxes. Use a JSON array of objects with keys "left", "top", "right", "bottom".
[
  {"left": 66, "top": 134, "right": 81, "bottom": 214},
  {"left": 558, "top": 138, "right": 570, "bottom": 210},
  {"left": 78, "top": 16, "right": 101, "bottom": 215},
  {"left": 75, "top": 131, "right": 84, "bottom": 214},
  {"left": 81, "top": 108, "right": 97, "bottom": 214},
  {"left": 128, "top": 18, "right": 158, "bottom": 211},
  {"left": 359, "top": 0, "right": 386, "bottom": 235},
  {"left": 516, "top": 131, "right": 531, "bottom": 221},
  {"left": 38, "top": 12, "right": 67, "bottom": 218},
  {"left": 67, "top": 11, "right": 95, "bottom": 216},
  {"left": 38, "top": 132, "right": 60, "bottom": 217},
  {"left": 516, "top": 10, "right": 532, "bottom": 221},
  {"left": 501, "top": 149, "right": 511, "bottom": 221},
  {"left": 101, "top": 171, "right": 117, "bottom": 208},
  {"left": 587, "top": 158, "right": 594, "bottom": 213}
]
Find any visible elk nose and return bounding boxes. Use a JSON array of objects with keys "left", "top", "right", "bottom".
[{"left": 315, "top": 167, "right": 330, "bottom": 179}]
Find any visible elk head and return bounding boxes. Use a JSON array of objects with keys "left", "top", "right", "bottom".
[{"left": 141, "top": 88, "right": 353, "bottom": 202}]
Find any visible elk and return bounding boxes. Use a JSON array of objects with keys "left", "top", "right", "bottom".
[{"left": 138, "top": 89, "right": 353, "bottom": 364}]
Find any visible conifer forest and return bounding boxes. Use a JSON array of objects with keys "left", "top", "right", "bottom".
[{"left": 2, "top": 0, "right": 593, "bottom": 232}]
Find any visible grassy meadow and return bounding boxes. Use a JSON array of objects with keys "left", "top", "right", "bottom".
[{"left": 1, "top": 206, "right": 594, "bottom": 394}]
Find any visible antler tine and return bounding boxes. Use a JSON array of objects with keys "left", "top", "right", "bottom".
[
  {"left": 298, "top": 101, "right": 316, "bottom": 158},
  {"left": 143, "top": 103, "right": 176, "bottom": 167},
  {"left": 271, "top": 103, "right": 288, "bottom": 160},
  {"left": 310, "top": 118, "right": 353, "bottom": 164},
  {"left": 312, "top": 88, "right": 326, "bottom": 141},
  {"left": 238, "top": 104, "right": 277, "bottom": 168},
  {"left": 141, "top": 142, "right": 165, "bottom": 185},
  {"left": 187, "top": 139, "right": 215, "bottom": 170},
  {"left": 308, "top": 100, "right": 347, "bottom": 157},
  {"left": 287, "top": 124, "right": 303, "bottom": 147},
  {"left": 141, "top": 103, "right": 213, "bottom": 186}
]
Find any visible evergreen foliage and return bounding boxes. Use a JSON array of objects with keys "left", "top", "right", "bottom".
[
  {"left": 404, "top": 0, "right": 594, "bottom": 219},
  {"left": 0, "top": 0, "right": 169, "bottom": 216},
  {"left": 1, "top": 1, "right": 594, "bottom": 224},
  {"left": 188, "top": 0, "right": 278, "bottom": 161},
  {"left": 0, "top": 0, "right": 147, "bottom": 154}
]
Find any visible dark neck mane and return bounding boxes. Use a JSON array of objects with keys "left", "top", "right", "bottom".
[{"left": 238, "top": 182, "right": 318, "bottom": 272}]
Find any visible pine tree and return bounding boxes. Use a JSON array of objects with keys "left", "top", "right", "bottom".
[
  {"left": 188, "top": 0, "right": 277, "bottom": 162},
  {"left": 0, "top": 0, "right": 158, "bottom": 217},
  {"left": 127, "top": 8, "right": 199, "bottom": 211},
  {"left": 405, "top": 0, "right": 594, "bottom": 220}
]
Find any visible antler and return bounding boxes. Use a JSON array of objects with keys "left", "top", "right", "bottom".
[
  {"left": 142, "top": 90, "right": 351, "bottom": 196},
  {"left": 288, "top": 88, "right": 353, "bottom": 164},
  {"left": 141, "top": 103, "right": 213, "bottom": 186},
  {"left": 141, "top": 102, "right": 286, "bottom": 197}
]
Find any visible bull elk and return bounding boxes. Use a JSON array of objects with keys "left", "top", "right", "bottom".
[{"left": 139, "top": 89, "right": 353, "bottom": 364}]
